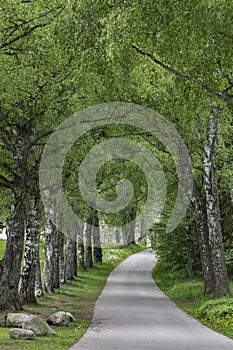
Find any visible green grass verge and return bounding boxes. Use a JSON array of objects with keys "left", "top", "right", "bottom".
[
  {"left": 153, "top": 259, "right": 233, "bottom": 339},
  {"left": 0, "top": 239, "right": 6, "bottom": 259},
  {"left": 0, "top": 243, "right": 145, "bottom": 350}
]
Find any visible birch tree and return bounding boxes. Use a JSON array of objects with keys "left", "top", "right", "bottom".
[{"left": 0, "top": 0, "right": 87, "bottom": 308}]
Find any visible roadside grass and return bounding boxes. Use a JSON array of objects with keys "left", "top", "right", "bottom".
[
  {"left": 0, "top": 239, "right": 6, "bottom": 259},
  {"left": 0, "top": 242, "right": 145, "bottom": 349},
  {"left": 153, "top": 260, "right": 233, "bottom": 339}
]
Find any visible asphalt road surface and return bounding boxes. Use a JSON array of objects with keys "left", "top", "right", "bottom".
[{"left": 69, "top": 249, "right": 233, "bottom": 350}]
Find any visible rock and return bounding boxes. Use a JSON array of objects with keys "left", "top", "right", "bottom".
[
  {"left": 6, "top": 313, "right": 30, "bottom": 328},
  {"left": 47, "top": 311, "right": 75, "bottom": 326},
  {"left": 9, "top": 328, "right": 36, "bottom": 340},
  {"left": 22, "top": 315, "right": 56, "bottom": 336}
]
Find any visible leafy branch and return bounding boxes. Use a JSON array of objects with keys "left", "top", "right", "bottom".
[
  {"left": 1, "top": 5, "right": 64, "bottom": 50},
  {"left": 1, "top": 23, "right": 48, "bottom": 49},
  {"left": 132, "top": 44, "right": 233, "bottom": 105}
]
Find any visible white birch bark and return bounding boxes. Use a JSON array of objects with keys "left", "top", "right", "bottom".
[
  {"left": 0, "top": 125, "right": 31, "bottom": 310},
  {"left": 20, "top": 184, "right": 40, "bottom": 304},
  {"left": 202, "top": 110, "right": 230, "bottom": 297}
]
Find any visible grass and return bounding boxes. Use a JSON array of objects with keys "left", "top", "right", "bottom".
[
  {"left": 0, "top": 242, "right": 145, "bottom": 349},
  {"left": 153, "top": 260, "right": 233, "bottom": 339},
  {"left": 0, "top": 239, "right": 6, "bottom": 259}
]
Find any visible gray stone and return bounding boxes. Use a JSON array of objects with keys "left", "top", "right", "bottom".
[
  {"left": 6, "top": 313, "right": 30, "bottom": 328},
  {"left": 9, "top": 328, "right": 36, "bottom": 340},
  {"left": 48, "top": 311, "right": 75, "bottom": 326},
  {"left": 22, "top": 315, "right": 56, "bottom": 336}
]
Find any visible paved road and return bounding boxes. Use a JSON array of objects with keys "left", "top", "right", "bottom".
[{"left": 69, "top": 249, "right": 233, "bottom": 350}]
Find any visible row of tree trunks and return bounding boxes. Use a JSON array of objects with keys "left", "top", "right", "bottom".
[{"left": 42, "top": 211, "right": 103, "bottom": 294}]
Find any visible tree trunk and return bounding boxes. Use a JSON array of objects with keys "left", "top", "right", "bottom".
[
  {"left": 127, "top": 205, "right": 137, "bottom": 245},
  {"left": 122, "top": 212, "right": 129, "bottom": 245},
  {"left": 186, "top": 224, "right": 196, "bottom": 279},
  {"left": 122, "top": 224, "right": 128, "bottom": 245},
  {"left": 140, "top": 216, "right": 147, "bottom": 240},
  {"left": 78, "top": 224, "right": 85, "bottom": 269},
  {"left": 43, "top": 207, "right": 56, "bottom": 293},
  {"left": 115, "top": 228, "right": 121, "bottom": 244},
  {"left": 92, "top": 210, "right": 102, "bottom": 264},
  {"left": 0, "top": 205, "right": 25, "bottom": 310},
  {"left": 35, "top": 245, "right": 43, "bottom": 298},
  {"left": 191, "top": 182, "right": 214, "bottom": 294},
  {"left": 59, "top": 233, "right": 66, "bottom": 284},
  {"left": 0, "top": 124, "right": 31, "bottom": 310},
  {"left": 65, "top": 235, "right": 77, "bottom": 280},
  {"left": 20, "top": 182, "right": 40, "bottom": 305},
  {"left": 202, "top": 111, "right": 230, "bottom": 298},
  {"left": 85, "top": 223, "right": 93, "bottom": 268},
  {"left": 53, "top": 229, "right": 60, "bottom": 289}
]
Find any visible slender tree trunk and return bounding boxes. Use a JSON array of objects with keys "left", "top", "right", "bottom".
[
  {"left": 115, "top": 228, "right": 121, "bottom": 244},
  {"left": 122, "top": 224, "right": 128, "bottom": 245},
  {"left": 78, "top": 224, "right": 85, "bottom": 269},
  {"left": 65, "top": 235, "right": 77, "bottom": 280},
  {"left": 35, "top": 245, "right": 43, "bottom": 297},
  {"left": 73, "top": 239, "right": 78, "bottom": 277},
  {"left": 92, "top": 210, "right": 102, "bottom": 264},
  {"left": 140, "top": 216, "right": 147, "bottom": 240},
  {"left": 85, "top": 223, "right": 93, "bottom": 268},
  {"left": 191, "top": 182, "right": 214, "bottom": 294},
  {"left": 186, "top": 224, "right": 196, "bottom": 279},
  {"left": 53, "top": 229, "right": 60, "bottom": 289},
  {"left": 202, "top": 111, "right": 230, "bottom": 298},
  {"left": 20, "top": 182, "right": 40, "bottom": 305},
  {"left": 0, "top": 125, "right": 31, "bottom": 310},
  {"left": 127, "top": 205, "right": 137, "bottom": 245},
  {"left": 59, "top": 233, "right": 66, "bottom": 284},
  {"left": 43, "top": 206, "right": 56, "bottom": 293},
  {"left": 122, "top": 212, "right": 129, "bottom": 245}
]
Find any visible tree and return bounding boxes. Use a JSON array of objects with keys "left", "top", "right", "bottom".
[
  {"left": 0, "top": 0, "right": 87, "bottom": 308},
  {"left": 202, "top": 109, "right": 230, "bottom": 297}
]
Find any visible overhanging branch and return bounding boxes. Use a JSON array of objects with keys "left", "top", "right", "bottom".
[
  {"left": 132, "top": 44, "right": 233, "bottom": 105},
  {"left": 1, "top": 23, "right": 48, "bottom": 49}
]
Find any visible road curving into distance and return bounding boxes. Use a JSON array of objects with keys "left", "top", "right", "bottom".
[{"left": 69, "top": 249, "right": 233, "bottom": 350}]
